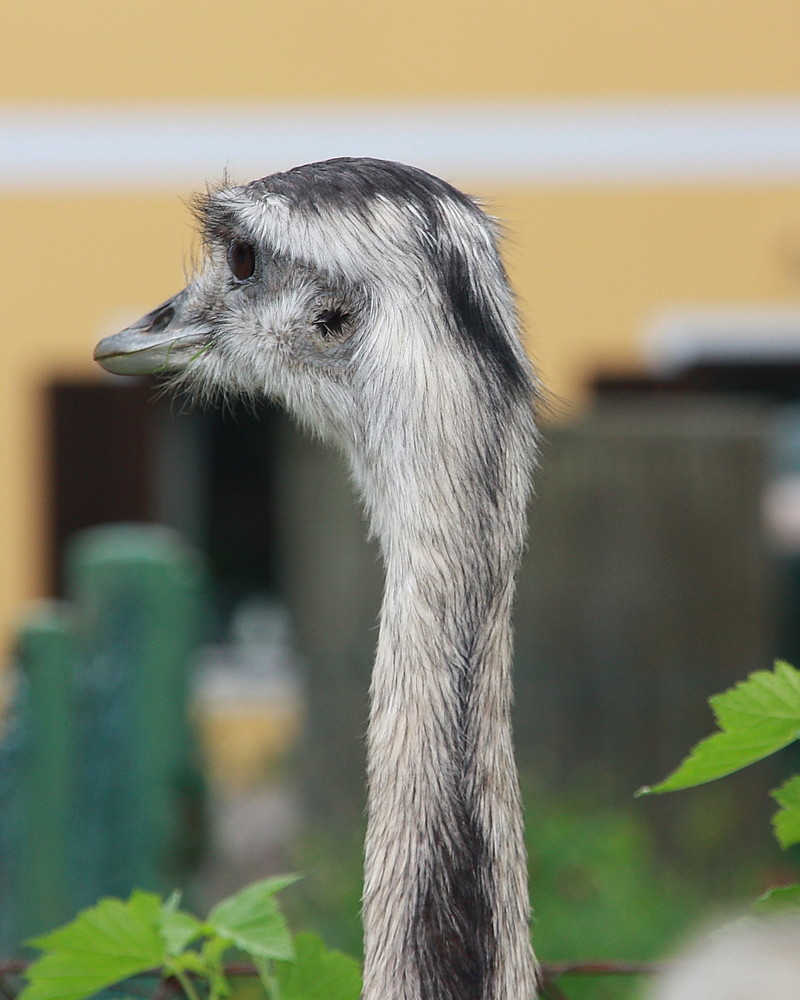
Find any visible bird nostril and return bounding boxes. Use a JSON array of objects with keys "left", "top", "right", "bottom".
[{"left": 148, "top": 305, "right": 174, "bottom": 334}]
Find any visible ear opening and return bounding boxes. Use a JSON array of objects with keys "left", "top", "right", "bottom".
[{"left": 314, "top": 307, "right": 352, "bottom": 342}]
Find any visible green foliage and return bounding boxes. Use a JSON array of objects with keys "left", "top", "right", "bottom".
[
  {"left": 287, "top": 827, "right": 366, "bottom": 959},
  {"left": 640, "top": 659, "right": 800, "bottom": 906},
  {"left": 19, "top": 878, "right": 360, "bottom": 1000},
  {"left": 772, "top": 774, "right": 800, "bottom": 849},
  {"left": 524, "top": 792, "right": 710, "bottom": 1000},
  {"left": 274, "top": 933, "right": 362, "bottom": 1000},
  {"left": 637, "top": 660, "right": 800, "bottom": 794},
  {"left": 160, "top": 893, "right": 205, "bottom": 955},
  {"left": 23, "top": 892, "right": 165, "bottom": 1000},
  {"left": 526, "top": 798, "right": 696, "bottom": 962},
  {"left": 205, "top": 875, "right": 299, "bottom": 962}
]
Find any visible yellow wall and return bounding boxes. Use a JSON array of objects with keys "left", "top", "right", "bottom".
[
  {"left": 499, "top": 184, "right": 800, "bottom": 408},
  {"left": 3, "top": 0, "right": 800, "bottom": 644},
  {"left": 3, "top": 0, "right": 800, "bottom": 101},
  {"left": 0, "top": 193, "right": 190, "bottom": 642}
]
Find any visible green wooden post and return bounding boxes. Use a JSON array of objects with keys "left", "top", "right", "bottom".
[
  {"left": 16, "top": 601, "right": 76, "bottom": 940},
  {"left": 66, "top": 524, "right": 206, "bottom": 899}
]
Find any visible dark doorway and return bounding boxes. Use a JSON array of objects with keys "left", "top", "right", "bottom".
[
  {"left": 47, "top": 379, "right": 158, "bottom": 594},
  {"left": 46, "top": 378, "right": 282, "bottom": 627}
]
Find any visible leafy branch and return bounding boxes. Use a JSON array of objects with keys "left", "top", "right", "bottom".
[
  {"left": 638, "top": 659, "right": 800, "bottom": 908},
  {"left": 16, "top": 878, "right": 361, "bottom": 1000}
]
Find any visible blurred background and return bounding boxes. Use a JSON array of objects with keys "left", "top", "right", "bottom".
[{"left": 2, "top": 0, "right": 800, "bottom": 995}]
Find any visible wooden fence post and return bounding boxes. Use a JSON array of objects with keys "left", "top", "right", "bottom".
[
  {"left": 0, "top": 524, "right": 206, "bottom": 951},
  {"left": 66, "top": 524, "right": 206, "bottom": 904},
  {"left": 15, "top": 602, "right": 76, "bottom": 941}
]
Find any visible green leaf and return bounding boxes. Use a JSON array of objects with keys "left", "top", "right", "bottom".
[
  {"left": 753, "top": 883, "right": 800, "bottom": 913},
  {"left": 158, "top": 891, "right": 206, "bottom": 955},
  {"left": 772, "top": 775, "right": 800, "bottom": 849},
  {"left": 159, "top": 905, "right": 206, "bottom": 956},
  {"left": 206, "top": 875, "right": 299, "bottom": 962},
  {"left": 273, "top": 933, "right": 362, "bottom": 1000},
  {"left": 638, "top": 661, "right": 800, "bottom": 795},
  {"left": 21, "top": 892, "right": 167, "bottom": 1000}
]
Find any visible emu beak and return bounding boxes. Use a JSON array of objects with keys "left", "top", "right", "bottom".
[{"left": 94, "top": 294, "right": 206, "bottom": 376}]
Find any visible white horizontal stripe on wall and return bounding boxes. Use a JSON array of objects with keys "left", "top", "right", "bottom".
[{"left": 2, "top": 100, "right": 800, "bottom": 190}]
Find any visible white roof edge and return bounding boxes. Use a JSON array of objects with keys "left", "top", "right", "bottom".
[
  {"left": 645, "top": 307, "right": 800, "bottom": 375},
  {"left": 3, "top": 98, "right": 800, "bottom": 190}
]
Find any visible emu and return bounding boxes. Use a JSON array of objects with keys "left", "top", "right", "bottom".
[{"left": 94, "top": 157, "right": 539, "bottom": 1000}]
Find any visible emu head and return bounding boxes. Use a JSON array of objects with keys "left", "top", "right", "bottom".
[{"left": 95, "top": 158, "right": 533, "bottom": 508}]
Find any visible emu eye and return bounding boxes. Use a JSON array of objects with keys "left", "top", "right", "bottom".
[{"left": 227, "top": 240, "right": 256, "bottom": 281}]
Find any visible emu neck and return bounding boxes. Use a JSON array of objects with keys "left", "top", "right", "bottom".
[{"left": 359, "top": 426, "right": 535, "bottom": 1000}]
